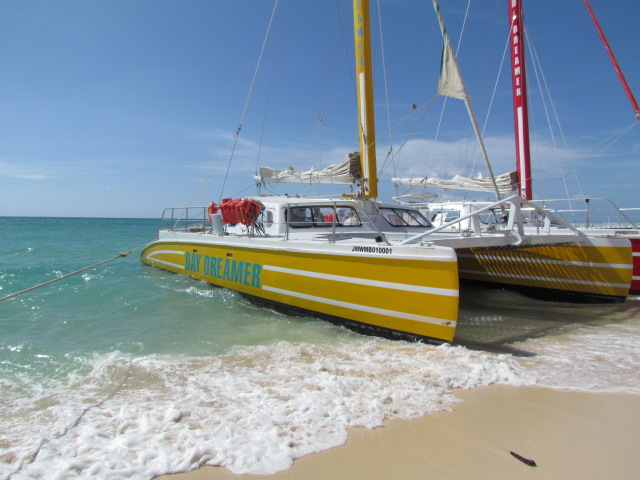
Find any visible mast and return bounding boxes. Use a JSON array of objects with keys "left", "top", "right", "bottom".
[
  {"left": 583, "top": 0, "right": 640, "bottom": 121},
  {"left": 508, "top": 0, "right": 533, "bottom": 200},
  {"left": 353, "top": 0, "right": 378, "bottom": 198}
]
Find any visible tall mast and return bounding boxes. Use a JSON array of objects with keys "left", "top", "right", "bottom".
[
  {"left": 583, "top": 0, "right": 640, "bottom": 121},
  {"left": 508, "top": 0, "right": 532, "bottom": 200},
  {"left": 353, "top": 0, "right": 378, "bottom": 198}
]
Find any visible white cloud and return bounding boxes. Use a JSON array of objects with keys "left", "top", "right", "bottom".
[
  {"left": 0, "top": 161, "right": 58, "bottom": 180},
  {"left": 12, "top": 174, "right": 55, "bottom": 180}
]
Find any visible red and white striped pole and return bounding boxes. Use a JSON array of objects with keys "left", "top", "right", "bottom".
[{"left": 508, "top": 0, "right": 533, "bottom": 200}]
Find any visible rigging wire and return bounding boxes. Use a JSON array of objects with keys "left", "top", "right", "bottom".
[
  {"left": 522, "top": 10, "right": 638, "bottom": 205},
  {"left": 584, "top": 120, "right": 639, "bottom": 155},
  {"left": 182, "top": 1, "right": 280, "bottom": 209},
  {"left": 335, "top": 0, "right": 358, "bottom": 109},
  {"left": 378, "top": 96, "right": 439, "bottom": 175},
  {"left": 305, "top": 10, "right": 344, "bottom": 169},
  {"left": 480, "top": 19, "right": 510, "bottom": 145},
  {"left": 374, "top": 0, "right": 395, "bottom": 178},
  {"left": 219, "top": 0, "right": 280, "bottom": 202},
  {"left": 525, "top": 28, "right": 584, "bottom": 202},
  {"left": 254, "top": 9, "right": 282, "bottom": 191}
]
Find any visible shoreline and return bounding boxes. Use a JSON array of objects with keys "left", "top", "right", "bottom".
[{"left": 157, "top": 385, "right": 640, "bottom": 480}]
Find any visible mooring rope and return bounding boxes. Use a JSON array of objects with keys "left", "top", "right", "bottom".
[{"left": 0, "top": 251, "right": 132, "bottom": 303}]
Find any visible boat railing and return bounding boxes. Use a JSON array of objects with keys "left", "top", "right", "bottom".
[
  {"left": 159, "top": 206, "right": 209, "bottom": 233},
  {"left": 531, "top": 198, "right": 639, "bottom": 229},
  {"left": 398, "top": 195, "right": 584, "bottom": 246}
]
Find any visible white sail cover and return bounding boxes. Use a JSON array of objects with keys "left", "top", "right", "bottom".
[
  {"left": 258, "top": 152, "right": 361, "bottom": 185},
  {"left": 392, "top": 171, "right": 518, "bottom": 194}
]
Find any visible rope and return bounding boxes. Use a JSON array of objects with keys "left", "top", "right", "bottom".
[{"left": 0, "top": 251, "right": 131, "bottom": 303}]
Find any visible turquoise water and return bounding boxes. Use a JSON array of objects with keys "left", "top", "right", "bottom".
[{"left": 2, "top": 216, "right": 640, "bottom": 479}]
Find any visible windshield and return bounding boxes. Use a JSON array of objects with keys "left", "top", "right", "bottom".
[
  {"left": 286, "top": 206, "right": 361, "bottom": 228},
  {"left": 380, "top": 208, "right": 431, "bottom": 227}
]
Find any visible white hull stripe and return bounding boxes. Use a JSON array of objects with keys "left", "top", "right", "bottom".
[
  {"left": 263, "top": 285, "right": 456, "bottom": 328},
  {"left": 263, "top": 265, "right": 459, "bottom": 297},
  {"left": 633, "top": 252, "right": 640, "bottom": 257},
  {"left": 458, "top": 253, "right": 631, "bottom": 270},
  {"left": 146, "top": 250, "right": 185, "bottom": 270},
  {"left": 459, "top": 268, "right": 630, "bottom": 289},
  {"left": 145, "top": 250, "right": 459, "bottom": 298}
]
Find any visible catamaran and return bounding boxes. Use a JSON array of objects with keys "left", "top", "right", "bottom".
[
  {"left": 142, "top": 0, "right": 632, "bottom": 347},
  {"left": 391, "top": 0, "right": 633, "bottom": 302},
  {"left": 142, "top": 1, "right": 460, "bottom": 344}
]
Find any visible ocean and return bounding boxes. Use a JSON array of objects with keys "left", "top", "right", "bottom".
[{"left": 2, "top": 216, "right": 640, "bottom": 479}]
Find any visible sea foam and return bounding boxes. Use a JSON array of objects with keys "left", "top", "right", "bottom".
[{"left": 1, "top": 340, "right": 530, "bottom": 479}]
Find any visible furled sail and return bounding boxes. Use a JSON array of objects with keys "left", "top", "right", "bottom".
[
  {"left": 257, "top": 152, "right": 361, "bottom": 185},
  {"left": 392, "top": 171, "right": 518, "bottom": 194},
  {"left": 435, "top": 1, "right": 466, "bottom": 100},
  {"left": 429, "top": 0, "right": 503, "bottom": 200}
]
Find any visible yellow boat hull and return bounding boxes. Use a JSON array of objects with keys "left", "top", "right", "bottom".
[
  {"left": 141, "top": 240, "right": 460, "bottom": 343},
  {"left": 456, "top": 237, "right": 632, "bottom": 301}
]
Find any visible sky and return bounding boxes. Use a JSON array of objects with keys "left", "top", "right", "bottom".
[{"left": 1, "top": 0, "right": 638, "bottom": 218}]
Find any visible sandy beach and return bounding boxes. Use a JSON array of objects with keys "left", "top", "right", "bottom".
[{"left": 157, "top": 385, "right": 640, "bottom": 480}]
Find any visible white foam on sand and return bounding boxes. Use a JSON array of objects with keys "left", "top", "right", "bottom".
[
  {"left": 4, "top": 310, "right": 640, "bottom": 480},
  {"left": 2, "top": 340, "right": 531, "bottom": 479}
]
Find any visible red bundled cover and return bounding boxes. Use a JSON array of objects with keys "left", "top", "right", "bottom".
[{"left": 241, "top": 199, "right": 262, "bottom": 225}]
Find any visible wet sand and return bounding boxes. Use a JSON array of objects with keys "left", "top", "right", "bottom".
[{"left": 157, "top": 385, "right": 640, "bottom": 480}]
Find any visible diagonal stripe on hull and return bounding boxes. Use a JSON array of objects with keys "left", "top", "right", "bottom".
[
  {"left": 457, "top": 253, "right": 632, "bottom": 270},
  {"left": 262, "top": 285, "right": 456, "bottom": 327},
  {"left": 147, "top": 250, "right": 185, "bottom": 269},
  {"left": 459, "top": 268, "right": 629, "bottom": 289}
]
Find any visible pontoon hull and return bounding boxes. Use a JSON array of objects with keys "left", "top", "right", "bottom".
[
  {"left": 141, "top": 235, "right": 460, "bottom": 343},
  {"left": 455, "top": 237, "right": 632, "bottom": 302}
]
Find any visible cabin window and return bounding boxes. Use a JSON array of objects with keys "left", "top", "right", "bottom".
[
  {"left": 431, "top": 210, "right": 460, "bottom": 224},
  {"left": 286, "top": 206, "right": 361, "bottom": 228},
  {"left": 381, "top": 208, "right": 431, "bottom": 227},
  {"left": 260, "top": 209, "right": 274, "bottom": 228}
]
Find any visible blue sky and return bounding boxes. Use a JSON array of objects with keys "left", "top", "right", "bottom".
[{"left": 1, "top": 0, "right": 638, "bottom": 218}]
